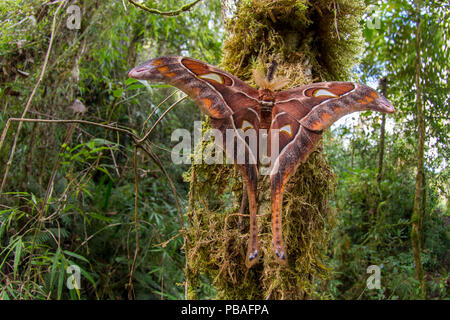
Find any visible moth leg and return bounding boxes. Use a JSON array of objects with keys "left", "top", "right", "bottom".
[
  {"left": 268, "top": 126, "right": 323, "bottom": 265},
  {"left": 239, "top": 164, "right": 259, "bottom": 268},
  {"left": 270, "top": 171, "right": 288, "bottom": 265},
  {"left": 209, "top": 117, "right": 260, "bottom": 268},
  {"left": 238, "top": 181, "right": 248, "bottom": 230}
]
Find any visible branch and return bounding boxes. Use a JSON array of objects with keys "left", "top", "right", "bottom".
[
  {"left": 0, "top": 118, "right": 139, "bottom": 145},
  {"left": 138, "top": 95, "right": 187, "bottom": 144},
  {"left": 0, "top": 0, "right": 67, "bottom": 193},
  {"left": 128, "top": 146, "right": 140, "bottom": 300},
  {"left": 0, "top": 117, "right": 184, "bottom": 227},
  {"left": 127, "top": 0, "right": 202, "bottom": 16}
]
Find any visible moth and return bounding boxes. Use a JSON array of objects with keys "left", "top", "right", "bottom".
[{"left": 129, "top": 56, "right": 395, "bottom": 268}]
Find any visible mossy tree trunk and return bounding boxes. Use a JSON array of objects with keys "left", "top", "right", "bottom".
[{"left": 185, "top": 0, "right": 365, "bottom": 299}]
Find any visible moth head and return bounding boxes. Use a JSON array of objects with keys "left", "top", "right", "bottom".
[
  {"left": 355, "top": 85, "right": 395, "bottom": 114},
  {"left": 128, "top": 59, "right": 156, "bottom": 80}
]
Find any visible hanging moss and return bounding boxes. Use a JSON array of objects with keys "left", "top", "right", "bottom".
[{"left": 185, "top": 0, "right": 365, "bottom": 299}]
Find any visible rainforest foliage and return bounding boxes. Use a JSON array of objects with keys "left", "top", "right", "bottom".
[{"left": 0, "top": 0, "right": 448, "bottom": 300}]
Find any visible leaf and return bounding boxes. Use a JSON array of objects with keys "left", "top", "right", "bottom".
[
  {"left": 57, "top": 258, "right": 65, "bottom": 300},
  {"left": 0, "top": 237, "right": 20, "bottom": 271},
  {"left": 63, "top": 250, "right": 89, "bottom": 263},
  {"left": 96, "top": 166, "right": 114, "bottom": 181},
  {"left": 31, "top": 193, "right": 37, "bottom": 205},
  {"left": 149, "top": 84, "right": 172, "bottom": 88},
  {"left": 88, "top": 212, "right": 112, "bottom": 222},
  {"left": 125, "top": 78, "right": 137, "bottom": 85},
  {"left": 50, "top": 248, "right": 61, "bottom": 290},
  {"left": 112, "top": 88, "right": 123, "bottom": 97},
  {"left": 66, "top": 260, "right": 82, "bottom": 300},
  {"left": 69, "top": 287, "right": 78, "bottom": 300},
  {"left": 13, "top": 237, "right": 22, "bottom": 279},
  {"left": 92, "top": 138, "right": 117, "bottom": 147},
  {"left": 127, "top": 83, "right": 146, "bottom": 90},
  {"left": 67, "top": 259, "right": 96, "bottom": 288}
]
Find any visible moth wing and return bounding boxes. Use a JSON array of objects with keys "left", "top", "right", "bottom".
[
  {"left": 268, "top": 81, "right": 394, "bottom": 263},
  {"left": 275, "top": 82, "right": 394, "bottom": 132},
  {"left": 130, "top": 56, "right": 262, "bottom": 267},
  {"left": 129, "top": 56, "right": 260, "bottom": 119}
]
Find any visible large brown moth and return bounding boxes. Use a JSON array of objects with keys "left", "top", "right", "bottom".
[{"left": 128, "top": 56, "right": 395, "bottom": 268}]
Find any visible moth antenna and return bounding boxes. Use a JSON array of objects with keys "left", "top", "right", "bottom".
[
  {"left": 266, "top": 60, "right": 278, "bottom": 82},
  {"left": 253, "top": 69, "right": 270, "bottom": 90},
  {"left": 270, "top": 77, "right": 290, "bottom": 91}
]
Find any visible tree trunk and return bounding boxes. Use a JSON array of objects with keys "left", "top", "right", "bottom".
[
  {"left": 411, "top": 0, "right": 426, "bottom": 297},
  {"left": 185, "top": 0, "right": 365, "bottom": 299}
]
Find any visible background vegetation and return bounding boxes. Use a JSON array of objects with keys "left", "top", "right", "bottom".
[{"left": 0, "top": 0, "right": 448, "bottom": 299}]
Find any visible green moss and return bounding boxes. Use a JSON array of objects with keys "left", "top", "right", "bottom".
[
  {"left": 185, "top": 0, "right": 365, "bottom": 299},
  {"left": 221, "top": 0, "right": 364, "bottom": 83}
]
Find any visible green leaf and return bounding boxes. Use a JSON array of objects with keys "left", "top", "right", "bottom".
[
  {"left": 57, "top": 259, "right": 65, "bottom": 299},
  {"left": 13, "top": 237, "right": 22, "bottom": 279},
  {"left": 67, "top": 259, "right": 97, "bottom": 288},
  {"left": 0, "top": 291, "right": 10, "bottom": 300},
  {"left": 31, "top": 193, "right": 37, "bottom": 205},
  {"left": 96, "top": 166, "right": 114, "bottom": 181},
  {"left": 363, "top": 26, "right": 374, "bottom": 41},
  {"left": 112, "top": 88, "right": 123, "bottom": 97},
  {"left": 92, "top": 138, "right": 116, "bottom": 146},
  {"left": 127, "top": 83, "right": 146, "bottom": 90},
  {"left": 50, "top": 248, "right": 61, "bottom": 290},
  {"left": 149, "top": 84, "right": 172, "bottom": 88},
  {"left": 125, "top": 78, "right": 137, "bottom": 85},
  {"left": 63, "top": 250, "right": 89, "bottom": 263},
  {"left": 88, "top": 212, "right": 112, "bottom": 222}
]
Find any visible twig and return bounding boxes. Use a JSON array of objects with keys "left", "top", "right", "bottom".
[
  {"left": 160, "top": 251, "right": 165, "bottom": 300},
  {"left": 333, "top": 0, "right": 341, "bottom": 40},
  {"left": 236, "top": 32, "right": 248, "bottom": 72},
  {"left": 153, "top": 232, "right": 182, "bottom": 248},
  {"left": 140, "top": 90, "right": 178, "bottom": 135},
  {"left": 110, "top": 148, "right": 121, "bottom": 178},
  {"left": 77, "top": 223, "right": 123, "bottom": 248},
  {"left": 138, "top": 95, "right": 187, "bottom": 144},
  {"left": 0, "top": 0, "right": 67, "bottom": 193},
  {"left": 138, "top": 142, "right": 184, "bottom": 228},
  {"left": 127, "top": 0, "right": 202, "bottom": 16},
  {"left": 0, "top": 118, "right": 139, "bottom": 143},
  {"left": 127, "top": 146, "right": 140, "bottom": 300}
]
